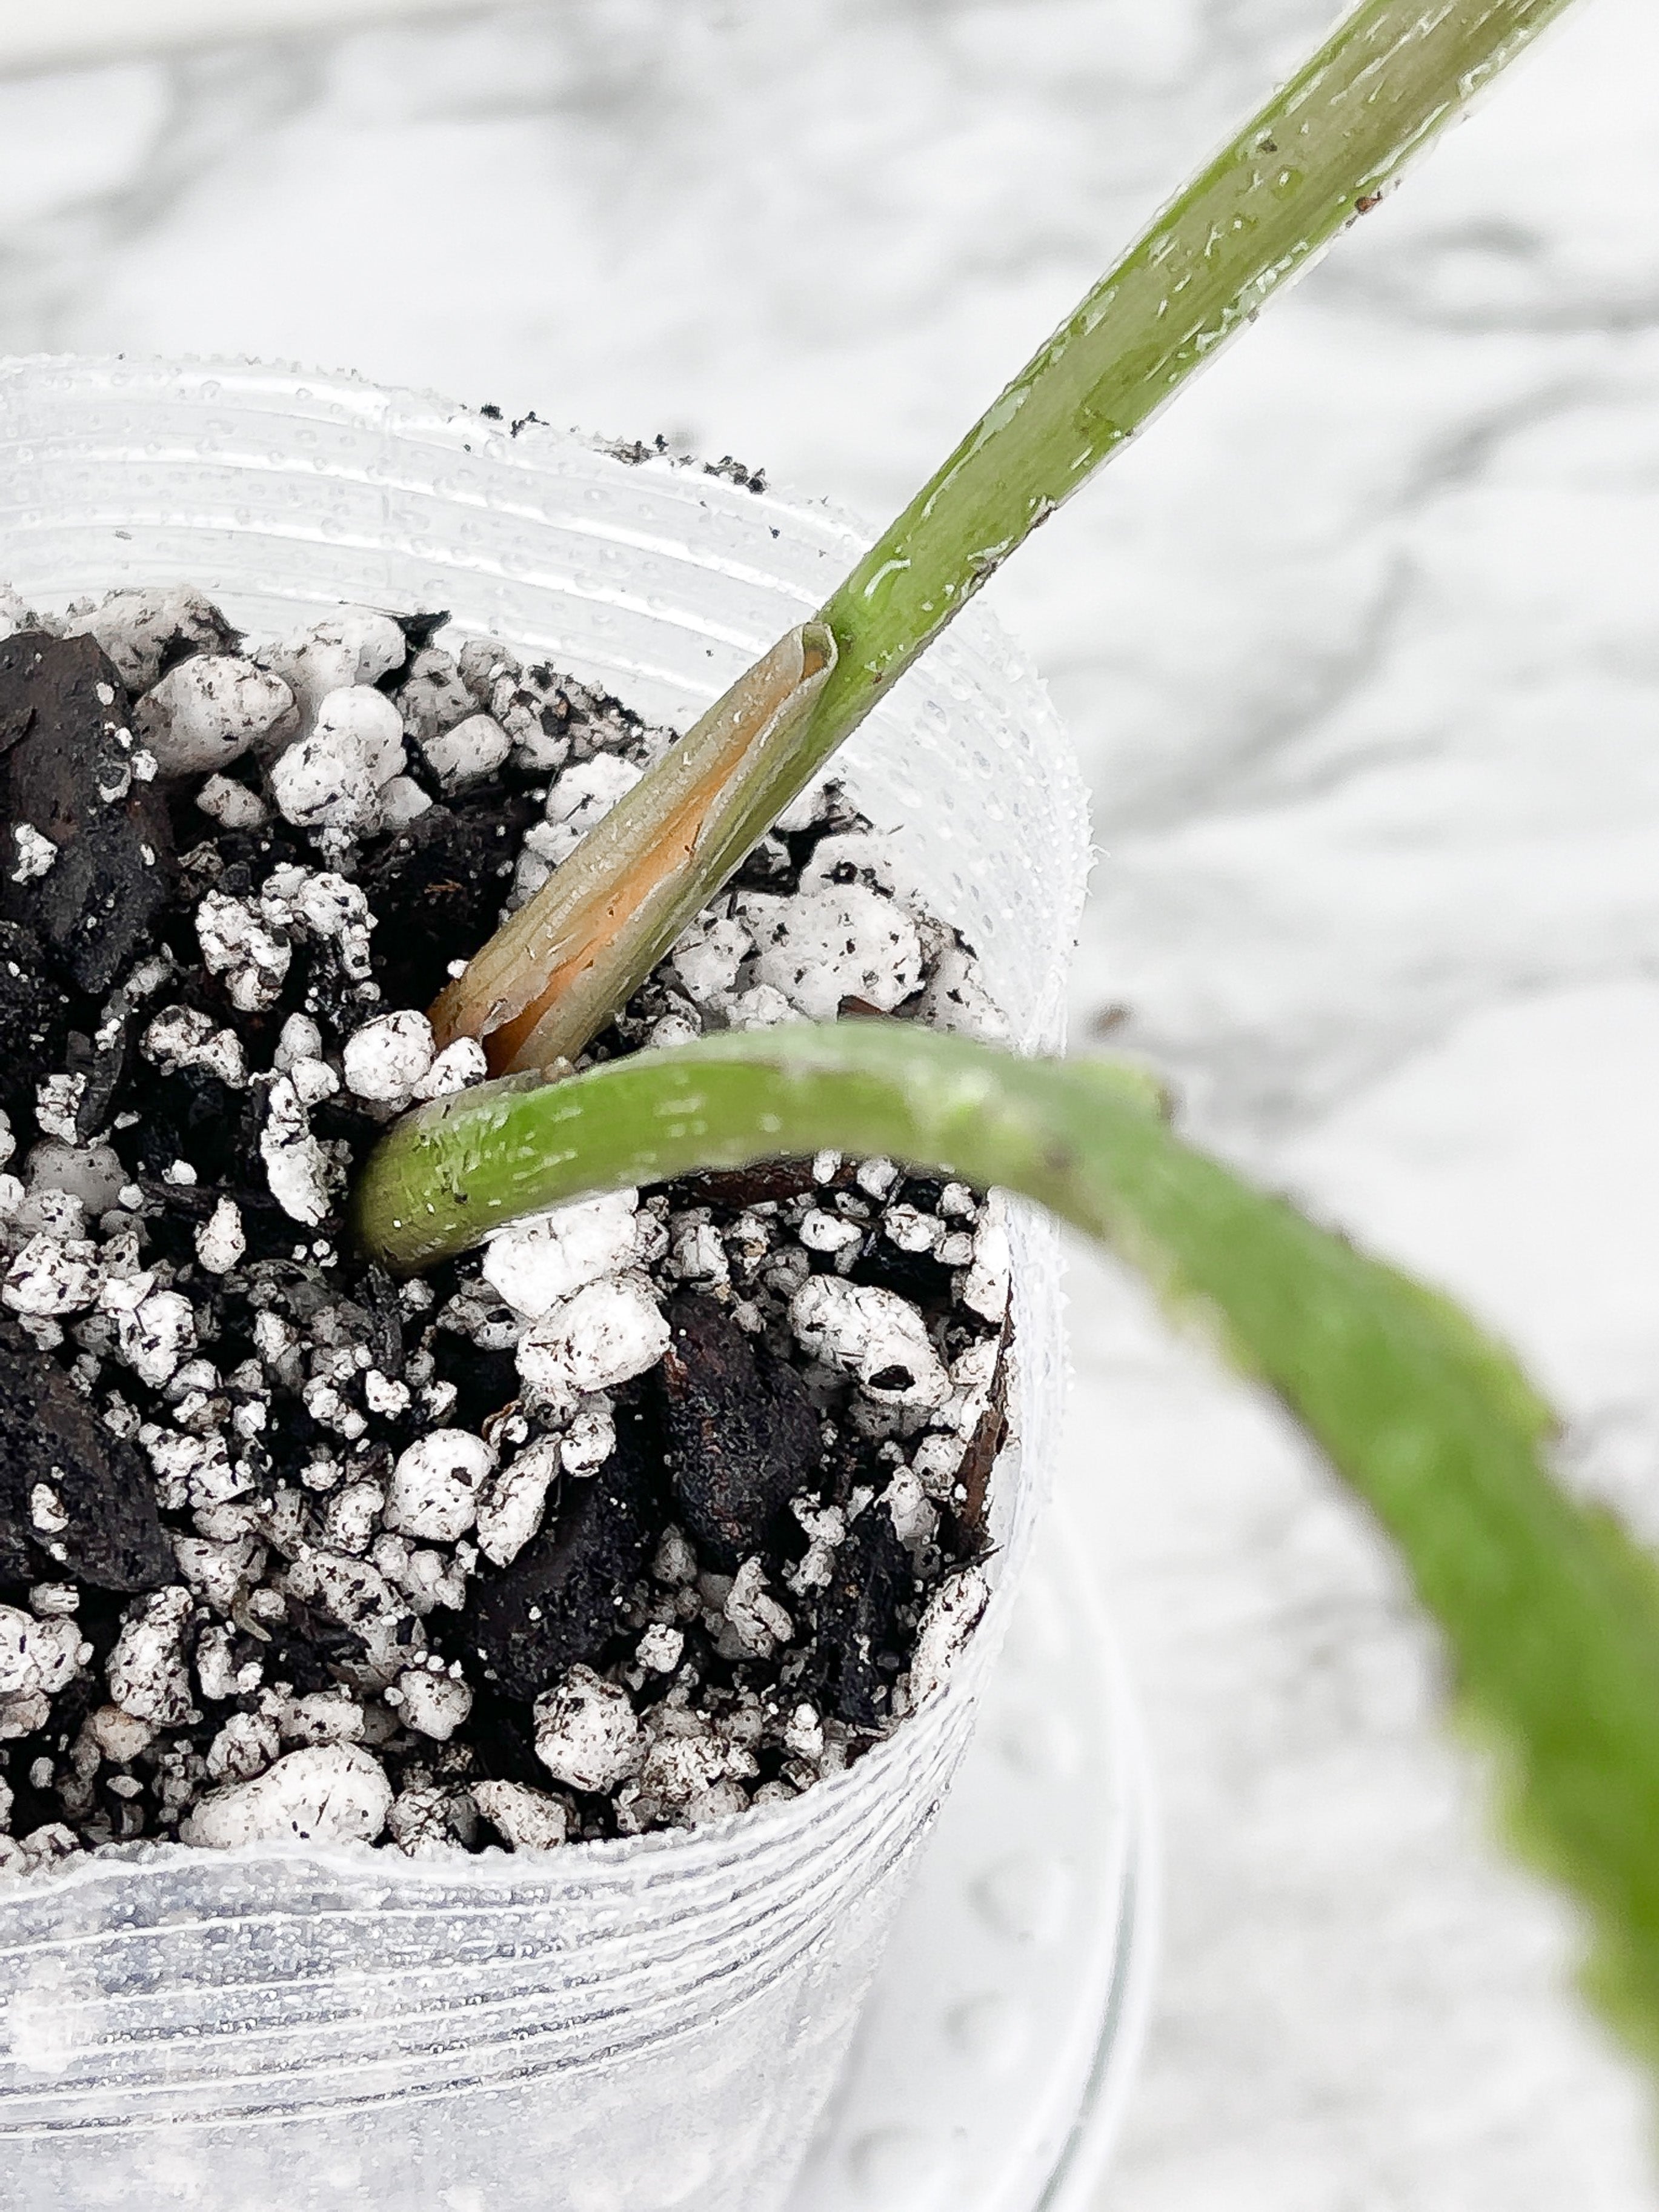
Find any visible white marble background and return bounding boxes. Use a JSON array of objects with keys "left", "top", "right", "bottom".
[{"left": 2, "top": 1, "right": 1658, "bottom": 2202}]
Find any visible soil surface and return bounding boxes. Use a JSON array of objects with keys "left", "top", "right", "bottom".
[{"left": 0, "top": 586, "right": 1008, "bottom": 1866}]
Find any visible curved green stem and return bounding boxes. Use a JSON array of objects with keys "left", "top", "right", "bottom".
[
  {"left": 359, "top": 1016, "right": 1659, "bottom": 2076},
  {"left": 431, "top": 0, "right": 1581, "bottom": 1074},
  {"left": 807, "top": 0, "right": 1577, "bottom": 739}
]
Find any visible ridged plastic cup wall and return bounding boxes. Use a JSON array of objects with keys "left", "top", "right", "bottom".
[{"left": 0, "top": 357, "right": 1091, "bottom": 2212}]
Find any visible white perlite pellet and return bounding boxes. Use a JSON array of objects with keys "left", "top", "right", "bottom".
[
  {"left": 723, "top": 983, "right": 793, "bottom": 1031},
  {"left": 106, "top": 1587, "right": 195, "bottom": 1725},
  {"left": 173, "top": 1532, "right": 264, "bottom": 1612},
  {"left": 85, "top": 1704, "right": 154, "bottom": 1764},
  {"left": 134, "top": 655, "right": 296, "bottom": 777},
  {"left": 397, "top": 647, "right": 474, "bottom": 742},
  {"left": 636, "top": 1623, "right": 683, "bottom": 1673},
  {"left": 743, "top": 882, "right": 923, "bottom": 1020},
  {"left": 541, "top": 751, "right": 641, "bottom": 852},
  {"left": 419, "top": 711, "right": 511, "bottom": 793},
  {"left": 206, "top": 1709, "right": 281, "bottom": 1784},
  {"left": 722, "top": 1559, "right": 793, "bottom": 1659},
  {"left": 670, "top": 912, "right": 753, "bottom": 1006},
  {"left": 514, "top": 1276, "right": 670, "bottom": 1409},
  {"left": 261, "top": 1075, "right": 337, "bottom": 1227},
  {"left": 3, "top": 1235, "right": 102, "bottom": 1317},
  {"left": 789, "top": 1275, "right": 949, "bottom": 1410},
  {"left": 282, "top": 1690, "right": 367, "bottom": 1746},
  {"left": 384, "top": 1429, "right": 497, "bottom": 1543},
  {"left": 316, "top": 683, "right": 406, "bottom": 783},
  {"left": 905, "top": 1566, "right": 989, "bottom": 1708},
  {"left": 474, "top": 1435, "right": 561, "bottom": 1567},
  {"left": 796, "top": 829, "right": 908, "bottom": 900},
  {"left": 633, "top": 1713, "right": 728, "bottom": 1816},
  {"left": 259, "top": 609, "right": 406, "bottom": 722},
  {"left": 116, "top": 1289, "right": 198, "bottom": 1389},
  {"left": 342, "top": 1009, "right": 436, "bottom": 1106},
  {"left": 393, "top": 1664, "right": 473, "bottom": 1741},
  {"left": 414, "top": 1037, "right": 488, "bottom": 1100},
  {"left": 33, "top": 1074, "right": 84, "bottom": 1144},
  {"left": 559, "top": 1398, "right": 616, "bottom": 1478},
  {"left": 960, "top": 1212, "right": 1011, "bottom": 1324},
  {"left": 274, "top": 1011, "right": 324, "bottom": 1070},
  {"left": 142, "top": 1004, "right": 248, "bottom": 1088},
  {"left": 799, "top": 1208, "right": 862, "bottom": 1260},
  {"left": 0, "top": 1694, "right": 48, "bottom": 1742},
  {"left": 534, "top": 1666, "right": 642, "bottom": 1794},
  {"left": 668, "top": 1214, "right": 729, "bottom": 1286},
  {"left": 882, "top": 1467, "right": 938, "bottom": 1557},
  {"left": 290, "top": 871, "right": 376, "bottom": 974},
  {"left": 196, "top": 773, "right": 268, "bottom": 829},
  {"left": 194, "top": 1196, "right": 246, "bottom": 1275},
  {"left": 0, "top": 1606, "right": 89, "bottom": 1697},
  {"left": 196, "top": 890, "right": 291, "bottom": 1013},
  {"left": 280, "top": 1552, "right": 414, "bottom": 1683},
  {"left": 181, "top": 1744, "right": 393, "bottom": 1848},
  {"left": 269, "top": 686, "right": 405, "bottom": 838},
  {"left": 510, "top": 752, "right": 645, "bottom": 904},
  {"left": 17, "top": 1155, "right": 105, "bottom": 1232},
  {"left": 28, "top": 1584, "right": 79, "bottom": 1619},
  {"left": 917, "top": 941, "right": 1009, "bottom": 1042},
  {"left": 481, "top": 1191, "right": 641, "bottom": 1318},
  {"left": 379, "top": 774, "right": 432, "bottom": 828},
  {"left": 65, "top": 585, "right": 230, "bottom": 691},
  {"left": 10, "top": 824, "right": 56, "bottom": 883},
  {"left": 473, "top": 1779, "right": 568, "bottom": 1853}
]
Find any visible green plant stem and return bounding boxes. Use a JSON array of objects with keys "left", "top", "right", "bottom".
[
  {"left": 806, "top": 0, "right": 1577, "bottom": 745},
  {"left": 429, "top": 624, "right": 835, "bottom": 1068},
  {"left": 431, "top": 0, "right": 1581, "bottom": 1076},
  {"left": 360, "top": 1015, "right": 1659, "bottom": 2073}
]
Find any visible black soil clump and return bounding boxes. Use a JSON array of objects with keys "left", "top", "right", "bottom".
[
  {"left": 0, "top": 1319, "right": 172, "bottom": 1595},
  {"left": 0, "top": 633, "right": 175, "bottom": 995},
  {"left": 662, "top": 1292, "right": 822, "bottom": 1573},
  {"left": 459, "top": 1390, "right": 667, "bottom": 1699}
]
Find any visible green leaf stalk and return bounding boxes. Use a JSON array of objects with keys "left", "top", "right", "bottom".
[
  {"left": 433, "top": 0, "right": 1582, "bottom": 1076},
  {"left": 357, "top": 1018, "right": 1659, "bottom": 2071}
]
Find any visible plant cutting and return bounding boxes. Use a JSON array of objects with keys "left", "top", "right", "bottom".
[{"left": 0, "top": 0, "right": 1650, "bottom": 2205}]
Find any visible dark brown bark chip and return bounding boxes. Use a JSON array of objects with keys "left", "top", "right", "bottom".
[
  {"left": 356, "top": 789, "right": 540, "bottom": 1009},
  {"left": 806, "top": 1503, "right": 914, "bottom": 1729},
  {"left": 456, "top": 1393, "right": 665, "bottom": 1700},
  {"left": 846, "top": 1236, "right": 958, "bottom": 1317},
  {"left": 662, "top": 1291, "right": 823, "bottom": 1573},
  {"left": 0, "top": 921, "right": 72, "bottom": 1118},
  {"left": 0, "top": 1320, "right": 173, "bottom": 1595},
  {"left": 653, "top": 1161, "right": 822, "bottom": 1214},
  {"left": 119, "top": 1064, "right": 265, "bottom": 1191},
  {"left": 431, "top": 1334, "right": 520, "bottom": 1433},
  {"left": 387, "top": 608, "right": 450, "bottom": 661},
  {"left": 264, "top": 1596, "right": 370, "bottom": 1695},
  {"left": 946, "top": 1326, "right": 1009, "bottom": 1558},
  {"left": 0, "top": 631, "right": 176, "bottom": 994},
  {"left": 356, "top": 1266, "right": 405, "bottom": 1378}
]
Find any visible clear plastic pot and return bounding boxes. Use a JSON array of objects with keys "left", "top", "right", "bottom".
[{"left": 0, "top": 356, "right": 1091, "bottom": 2212}]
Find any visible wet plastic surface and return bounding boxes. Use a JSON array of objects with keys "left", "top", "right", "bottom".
[{"left": 0, "top": 357, "right": 1100, "bottom": 2212}]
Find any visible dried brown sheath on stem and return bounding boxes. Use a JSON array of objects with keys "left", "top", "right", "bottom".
[{"left": 431, "top": 623, "right": 836, "bottom": 1073}]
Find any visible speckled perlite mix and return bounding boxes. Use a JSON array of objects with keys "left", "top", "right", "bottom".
[{"left": 0, "top": 583, "right": 1012, "bottom": 1870}]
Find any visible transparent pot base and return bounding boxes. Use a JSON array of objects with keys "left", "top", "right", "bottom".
[{"left": 791, "top": 1504, "right": 1153, "bottom": 2212}]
